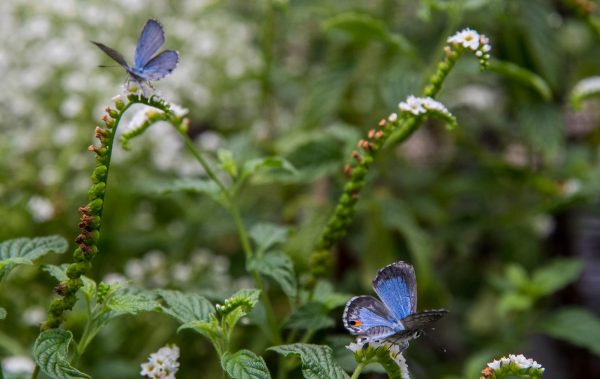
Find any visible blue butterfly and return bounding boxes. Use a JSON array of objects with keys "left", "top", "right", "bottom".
[
  {"left": 343, "top": 261, "right": 447, "bottom": 344},
  {"left": 92, "top": 19, "right": 179, "bottom": 85}
]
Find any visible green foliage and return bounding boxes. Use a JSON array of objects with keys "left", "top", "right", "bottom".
[
  {"left": 269, "top": 344, "right": 350, "bottom": 379},
  {"left": 0, "top": 236, "right": 67, "bottom": 281},
  {"left": 221, "top": 350, "right": 271, "bottom": 379},
  {"left": 0, "top": 307, "right": 5, "bottom": 320},
  {"left": 158, "top": 290, "right": 215, "bottom": 324},
  {"left": 542, "top": 307, "right": 600, "bottom": 355},
  {"left": 33, "top": 329, "right": 90, "bottom": 379},
  {"left": 249, "top": 252, "right": 297, "bottom": 299}
]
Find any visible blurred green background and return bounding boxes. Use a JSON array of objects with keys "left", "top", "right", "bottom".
[{"left": 2, "top": 0, "right": 600, "bottom": 378}]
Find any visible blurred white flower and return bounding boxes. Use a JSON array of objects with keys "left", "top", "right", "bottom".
[
  {"left": 27, "top": 195, "right": 54, "bottom": 222},
  {"left": 2, "top": 356, "right": 35, "bottom": 375},
  {"left": 140, "top": 345, "right": 180, "bottom": 379},
  {"left": 487, "top": 359, "right": 501, "bottom": 370},
  {"left": 572, "top": 76, "right": 600, "bottom": 98},
  {"left": 103, "top": 272, "right": 127, "bottom": 284},
  {"left": 23, "top": 306, "right": 46, "bottom": 326},
  {"left": 486, "top": 354, "right": 544, "bottom": 374}
]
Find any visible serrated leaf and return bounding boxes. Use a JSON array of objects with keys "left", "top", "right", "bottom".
[
  {"left": 0, "top": 236, "right": 68, "bottom": 281},
  {"left": 541, "top": 307, "right": 600, "bottom": 355},
  {"left": 0, "top": 307, "right": 6, "bottom": 320},
  {"left": 222, "top": 350, "right": 271, "bottom": 379},
  {"left": 41, "top": 264, "right": 69, "bottom": 282},
  {"left": 33, "top": 329, "right": 91, "bottom": 379},
  {"left": 249, "top": 251, "right": 297, "bottom": 299},
  {"left": 103, "top": 292, "right": 160, "bottom": 320},
  {"left": 158, "top": 290, "right": 214, "bottom": 324},
  {"left": 532, "top": 258, "right": 583, "bottom": 296},
  {"left": 284, "top": 302, "right": 334, "bottom": 331},
  {"left": 249, "top": 224, "right": 289, "bottom": 254},
  {"left": 488, "top": 60, "right": 552, "bottom": 101},
  {"left": 268, "top": 344, "right": 349, "bottom": 379},
  {"left": 178, "top": 317, "right": 222, "bottom": 348}
]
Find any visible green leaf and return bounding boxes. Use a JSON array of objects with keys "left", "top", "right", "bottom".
[
  {"left": 268, "top": 344, "right": 349, "bottom": 379},
  {"left": 0, "top": 236, "right": 68, "bottom": 281},
  {"left": 531, "top": 258, "right": 583, "bottom": 296},
  {"left": 41, "top": 264, "right": 69, "bottom": 282},
  {"left": 104, "top": 292, "right": 160, "bottom": 318},
  {"left": 243, "top": 157, "right": 297, "bottom": 180},
  {"left": 248, "top": 251, "right": 297, "bottom": 299},
  {"left": 146, "top": 178, "right": 221, "bottom": 196},
  {"left": 179, "top": 316, "right": 223, "bottom": 349},
  {"left": 323, "top": 12, "right": 413, "bottom": 52},
  {"left": 570, "top": 76, "right": 600, "bottom": 109},
  {"left": 158, "top": 290, "right": 215, "bottom": 324},
  {"left": 310, "top": 281, "right": 352, "bottom": 310},
  {"left": 541, "top": 307, "right": 600, "bottom": 355},
  {"left": 0, "top": 307, "right": 6, "bottom": 320},
  {"left": 488, "top": 60, "right": 552, "bottom": 101},
  {"left": 249, "top": 224, "right": 289, "bottom": 254},
  {"left": 33, "top": 329, "right": 91, "bottom": 379},
  {"left": 284, "top": 302, "right": 334, "bottom": 331},
  {"left": 222, "top": 350, "right": 271, "bottom": 379}
]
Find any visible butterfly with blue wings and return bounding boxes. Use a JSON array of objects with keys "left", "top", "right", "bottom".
[
  {"left": 92, "top": 19, "right": 179, "bottom": 87},
  {"left": 343, "top": 261, "right": 447, "bottom": 346}
]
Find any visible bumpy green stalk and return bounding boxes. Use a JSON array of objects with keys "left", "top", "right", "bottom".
[
  {"left": 308, "top": 48, "right": 462, "bottom": 285},
  {"left": 41, "top": 96, "right": 135, "bottom": 330}
]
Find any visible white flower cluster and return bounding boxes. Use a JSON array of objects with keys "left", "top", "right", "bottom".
[
  {"left": 140, "top": 344, "right": 180, "bottom": 379},
  {"left": 572, "top": 76, "right": 600, "bottom": 98},
  {"left": 447, "top": 28, "right": 491, "bottom": 55},
  {"left": 346, "top": 340, "right": 411, "bottom": 379},
  {"left": 447, "top": 28, "right": 491, "bottom": 66},
  {"left": 1, "top": 356, "right": 35, "bottom": 375},
  {"left": 398, "top": 95, "right": 452, "bottom": 117},
  {"left": 487, "top": 354, "right": 544, "bottom": 372}
]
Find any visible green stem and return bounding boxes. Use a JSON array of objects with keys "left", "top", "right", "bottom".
[
  {"left": 350, "top": 362, "right": 367, "bottom": 379},
  {"left": 176, "top": 129, "right": 229, "bottom": 195},
  {"left": 29, "top": 365, "right": 40, "bottom": 379},
  {"left": 174, "top": 120, "right": 282, "bottom": 345}
]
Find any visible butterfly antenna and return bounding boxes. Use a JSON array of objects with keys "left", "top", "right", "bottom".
[{"left": 98, "top": 65, "right": 120, "bottom": 68}]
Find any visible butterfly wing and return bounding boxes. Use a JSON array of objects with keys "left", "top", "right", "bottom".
[
  {"left": 92, "top": 41, "right": 129, "bottom": 68},
  {"left": 137, "top": 50, "right": 179, "bottom": 81},
  {"left": 343, "top": 295, "right": 399, "bottom": 342},
  {"left": 133, "top": 19, "right": 165, "bottom": 69},
  {"left": 401, "top": 309, "right": 448, "bottom": 331},
  {"left": 372, "top": 261, "right": 417, "bottom": 321}
]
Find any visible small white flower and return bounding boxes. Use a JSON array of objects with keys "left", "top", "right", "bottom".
[
  {"left": 169, "top": 103, "right": 189, "bottom": 118},
  {"left": 2, "top": 356, "right": 35, "bottom": 374},
  {"left": 388, "top": 112, "right": 398, "bottom": 122},
  {"left": 345, "top": 341, "right": 365, "bottom": 353},
  {"left": 399, "top": 95, "right": 426, "bottom": 115},
  {"left": 510, "top": 354, "right": 532, "bottom": 369},
  {"left": 487, "top": 359, "right": 501, "bottom": 370},
  {"left": 500, "top": 356, "right": 511, "bottom": 365},
  {"left": 140, "top": 345, "right": 180, "bottom": 379},
  {"left": 447, "top": 28, "right": 480, "bottom": 50}
]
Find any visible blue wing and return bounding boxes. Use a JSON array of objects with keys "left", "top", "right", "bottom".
[
  {"left": 136, "top": 50, "right": 179, "bottom": 81},
  {"left": 92, "top": 41, "right": 129, "bottom": 68},
  {"left": 343, "top": 295, "right": 402, "bottom": 343},
  {"left": 133, "top": 19, "right": 165, "bottom": 69},
  {"left": 372, "top": 261, "right": 417, "bottom": 321}
]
